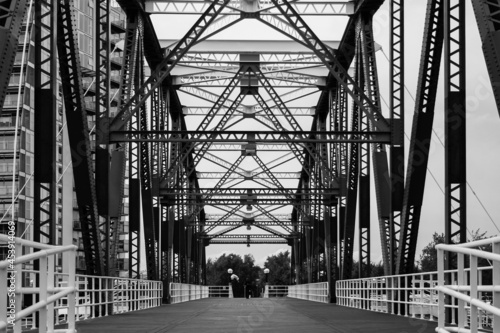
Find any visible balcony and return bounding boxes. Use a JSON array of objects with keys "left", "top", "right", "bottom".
[
  {"left": 110, "top": 56, "right": 123, "bottom": 70},
  {"left": 111, "top": 20, "right": 126, "bottom": 34},
  {"left": 0, "top": 116, "right": 16, "bottom": 129}
]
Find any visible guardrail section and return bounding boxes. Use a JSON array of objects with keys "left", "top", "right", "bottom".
[
  {"left": 208, "top": 285, "right": 233, "bottom": 298},
  {"left": 337, "top": 242, "right": 498, "bottom": 331},
  {"left": 288, "top": 282, "right": 329, "bottom": 303},
  {"left": 436, "top": 236, "right": 500, "bottom": 333},
  {"left": 0, "top": 234, "right": 77, "bottom": 333},
  {"left": 170, "top": 283, "right": 208, "bottom": 304},
  {"left": 263, "top": 285, "right": 288, "bottom": 298},
  {"left": 0, "top": 234, "right": 163, "bottom": 332}
]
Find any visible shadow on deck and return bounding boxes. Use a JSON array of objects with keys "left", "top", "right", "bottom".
[{"left": 74, "top": 298, "right": 437, "bottom": 333}]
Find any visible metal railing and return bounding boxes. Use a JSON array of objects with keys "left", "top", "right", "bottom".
[
  {"left": 16, "top": 272, "right": 162, "bottom": 330},
  {"left": 170, "top": 283, "right": 209, "bottom": 304},
  {"left": 288, "top": 282, "right": 329, "bottom": 303},
  {"left": 169, "top": 284, "right": 236, "bottom": 303},
  {"left": 208, "top": 285, "right": 232, "bottom": 298},
  {"left": 263, "top": 285, "right": 288, "bottom": 298},
  {"left": 336, "top": 264, "right": 496, "bottom": 329},
  {"left": 0, "top": 234, "right": 77, "bottom": 333},
  {"left": 436, "top": 237, "right": 500, "bottom": 333}
]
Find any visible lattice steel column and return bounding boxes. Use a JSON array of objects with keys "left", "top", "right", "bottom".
[
  {"left": 389, "top": 0, "right": 405, "bottom": 276},
  {"left": 444, "top": 0, "right": 467, "bottom": 263},
  {"left": 341, "top": 28, "right": 362, "bottom": 279},
  {"left": 136, "top": 28, "right": 158, "bottom": 280},
  {"left": 34, "top": 0, "right": 57, "bottom": 247},
  {"left": 94, "top": 0, "right": 113, "bottom": 275},
  {"left": 397, "top": 0, "right": 444, "bottom": 275},
  {"left": 360, "top": 16, "right": 393, "bottom": 275},
  {"left": 57, "top": 0, "right": 103, "bottom": 275},
  {"left": 358, "top": 58, "right": 371, "bottom": 278}
]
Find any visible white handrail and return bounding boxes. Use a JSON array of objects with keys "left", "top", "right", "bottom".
[
  {"left": 439, "top": 236, "right": 500, "bottom": 249},
  {"left": 288, "top": 282, "right": 329, "bottom": 303},
  {"left": 436, "top": 238, "right": 500, "bottom": 333},
  {"left": 169, "top": 283, "right": 209, "bottom": 304},
  {"left": 0, "top": 235, "right": 77, "bottom": 333},
  {"left": 264, "top": 285, "right": 288, "bottom": 298}
]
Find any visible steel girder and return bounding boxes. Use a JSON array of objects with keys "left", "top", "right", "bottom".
[
  {"left": 253, "top": 205, "right": 294, "bottom": 234},
  {"left": 110, "top": 130, "right": 390, "bottom": 144},
  {"left": 211, "top": 240, "right": 289, "bottom": 244},
  {"left": 197, "top": 172, "right": 301, "bottom": 179},
  {"left": 208, "top": 234, "right": 291, "bottom": 240},
  {"left": 340, "top": 31, "right": 360, "bottom": 280},
  {"left": 145, "top": 0, "right": 354, "bottom": 16},
  {"left": 444, "top": 0, "right": 467, "bottom": 265},
  {"left": 182, "top": 106, "right": 315, "bottom": 116},
  {"left": 358, "top": 46, "right": 371, "bottom": 279},
  {"left": 120, "top": 16, "right": 142, "bottom": 279},
  {"left": 176, "top": 51, "right": 323, "bottom": 65},
  {"left": 268, "top": 0, "right": 390, "bottom": 133},
  {"left": 57, "top": 0, "right": 104, "bottom": 276},
  {"left": 110, "top": 0, "right": 231, "bottom": 132},
  {"left": 34, "top": 0, "right": 57, "bottom": 248},
  {"left": 200, "top": 221, "right": 293, "bottom": 226},
  {"left": 472, "top": 0, "right": 500, "bottom": 116},
  {"left": 160, "top": 70, "right": 246, "bottom": 191},
  {"left": 95, "top": 0, "right": 121, "bottom": 278},
  {"left": 389, "top": 0, "right": 405, "bottom": 277},
  {"left": 358, "top": 17, "right": 393, "bottom": 275},
  {"left": 396, "top": 0, "right": 444, "bottom": 275},
  {"left": 138, "top": 39, "right": 158, "bottom": 281}
]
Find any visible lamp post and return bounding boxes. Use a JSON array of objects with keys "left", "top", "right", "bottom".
[
  {"left": 263, "top": 268, "right": 270, "bottom": 298},
  {"left": 264, "top": 268, "right": 269, "bottom": 283},
  {"left": 228, "top": 268, "right": 233, "bottom": 298}
]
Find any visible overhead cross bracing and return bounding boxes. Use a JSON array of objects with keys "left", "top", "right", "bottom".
[{"left": 5, "top": 0, "right": 498, "bottom": 304}]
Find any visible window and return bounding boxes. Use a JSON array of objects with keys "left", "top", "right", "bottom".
[
  {"left": 25, "top": 132, "right": 33, "bottom": 152},
  {"left": 0, "top": 181, "right": 18, "bottom": 196},
  {"left": 25, "top": 200, "right": 32, "bottom": 220},
  {"left": 78, "top": 13, "right": 93, "bottom": 35},
  {"left": 24, "top": 177, "right": 32, "bottom": 197},
  {"left": 0, "top": 160, "right": 17, "bottom": 173},
  {"left": 3, "top": 94, "right": 22, "bottom": 108},
  {"left": 78, "top": 32, "right": 93, "bottom": 55},
  {"left": 25, "top": 154, "right": 32, "bottom": 174},
  {"left": 9, "top": 73, "right": 21, "bottom": 86},
  {"left": 0, "top": 116, "right": 14, "bottom": 128}
]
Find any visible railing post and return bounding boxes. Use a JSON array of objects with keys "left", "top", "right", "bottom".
[
  {"left": 0, "top": 261, "right": 7, "bottom": 331},
  {"left": 67, "top": 248, "right": 76, "bottom": 332},
  {"left": 494, "top": 242, "right": 500, "bottom": 333},
  {"left": 437, "top": 246, "right": 445, "bottom": 330},
  {"left": 457, "top": 252, "right": 465, "bottom": 329},
  {"left": 38, "top": 256, "right": 48, "bottom": 333},
  {"left": 470, "top": 255, "right": 478, "bottom": 333},
  {"left": 14, "top": 242, "right": 22, "bottom": 333},
  {"left": 47, "top": 255, "right": 55, "bottom": 331}
]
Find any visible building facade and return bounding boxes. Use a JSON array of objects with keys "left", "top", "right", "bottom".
[{"left": 0, "top": 0, "right": 130, "bottom": 277}]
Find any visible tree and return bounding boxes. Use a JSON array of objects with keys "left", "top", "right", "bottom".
[
  {"left": 263, "top": 250, "right": 291, "bottom": 285},
  {"left": 419, "top": 232, "right": 446, "bottom": 272},
  {"left": 205, "top": 253, "right": 262, "bottom": 297},
  {"left": 351, "top": 260, "right": 385, "bottom": 278},
  {"left": 418, "top": 229, "right": 493, "bottom": 272}
]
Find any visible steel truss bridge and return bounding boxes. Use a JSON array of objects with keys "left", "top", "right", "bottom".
[{"left": 1, "top": 0, "right": 499, "bottom": 303}]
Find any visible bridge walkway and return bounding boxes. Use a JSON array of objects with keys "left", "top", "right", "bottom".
[{"left": 72, "top": 298, "right": 437, "bottom": 333}]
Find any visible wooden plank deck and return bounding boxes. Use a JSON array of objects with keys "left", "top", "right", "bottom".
[{"left": 73, "top": 298, "right": 438, "bottom": 333}]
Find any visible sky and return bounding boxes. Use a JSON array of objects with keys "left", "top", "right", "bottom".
[{"left": 148, "top": 0, "right": 500, "bottom": 268}]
